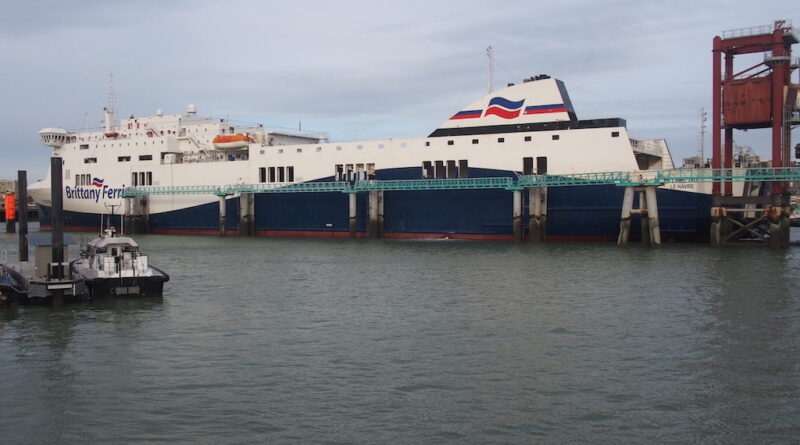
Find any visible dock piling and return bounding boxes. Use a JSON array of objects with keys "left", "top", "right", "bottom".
[
  {"left": 512, "top": 189, "right": 522, "bottom": 241},
  {"left": 617, "top": 187, "right": 634, "bottom": 247},
  {"left": 50, "top": 157, "right": 64, "bottom": 306},
  {"left": 238, "top": 193, "right": 254, "bottom": 236},
  {"left": 17, "top": 171, "right": 28, "bottom": 261},
  {"left": 645, "top": 186, "right": 661, "bottom": 247},
  {"left": 368, "top": 191, "right": 381, "bottom": 238},
  {"left": 218, "top": 195, "right": 227, "bottom": 236},
  {"left": 348, "top": 192, "right": 357, "bottom": 238},
  {"left": 528, "top": 188, "right": 547, "bottom": 242}
]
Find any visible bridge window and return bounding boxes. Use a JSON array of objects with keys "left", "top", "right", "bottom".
[
  {"left": 435, "top": 161, "right": 446, "bottom": 179},
  {"left": 458, "top": 160, "right": 469, "bottom": 178},
  {"left": 446, "top": 160, "right": 457, "bottom": 178},
  {"left": 523, "top": 157, "right": 534, "bottom": 175},
  {"left": 536, "top": 156, "right": 548, "bottom": 175},
  {"left": 422, "top": 161, "right": 433, "bottom": 179}
]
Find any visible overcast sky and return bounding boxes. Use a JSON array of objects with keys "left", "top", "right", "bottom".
[{"left": 0, "top": 0, "right": 796, "bottom": 180}]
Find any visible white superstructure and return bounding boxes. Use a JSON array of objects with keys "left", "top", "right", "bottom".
[{"left": 29, "top": 76, "right": 674, "bottom": 224}]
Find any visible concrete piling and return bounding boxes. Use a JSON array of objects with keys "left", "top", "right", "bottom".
[
  {"left": 239, "top": 193, "right": 254, "bottom": 236},
  {"left": 218, "top": 195, "right": 227, "bottom": 236},
  {"left": 368, "top": 191, "right": 381, "bottom": 238},
  {"left": 645, "top": 186, "right": 661, "bottom": 247},
  {"left": 618, "top": 186, "right": 660, "bottom": 248},
  {"left": 512, "top": 189, "right": 522, "bottom": 241},
  {"left": 617, "top": 187, "right": 634, "bottom": 247},
  {"left": 348, "top": 192, "right": 357, "bottom": 238},
  {"left": 528, "top": 188, "right": 547, "bottom": 242}
]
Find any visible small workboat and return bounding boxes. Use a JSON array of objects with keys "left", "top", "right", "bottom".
[
  {"left": 0, "top": 263, "right": 27, "bottom": 306},
  {"left": 70, "top": 226, "right": 169, "bottom": 298}
]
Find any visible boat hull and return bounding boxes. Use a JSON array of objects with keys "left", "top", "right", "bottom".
[
  {"left": 40, "top": 167, "right": 714, "bottom": 241},
  {"left": 75, "top": 273, "right": 169, "bottom": 299}
]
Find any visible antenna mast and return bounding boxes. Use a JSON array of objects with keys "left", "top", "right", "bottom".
[
  {"left": 698, "top": 108, "right": 707, "bottom": 166},
  {"left": 486, "top": 46, "right": 494, "bottom": 94},
  {"left": 103, "top": 73, "right": 116, "bottom": 132}
]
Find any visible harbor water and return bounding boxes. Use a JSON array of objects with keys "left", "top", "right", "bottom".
[{"left": 2, "top": 224, "right": 799, "bottom": 443}]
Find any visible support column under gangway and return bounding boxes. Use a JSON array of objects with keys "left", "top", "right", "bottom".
[
  {"left": 348, "top": 192, "right": 357, "bottom": 239},
  {"left": 512, "top": 189, "right": 522, "bottom": 241},
  {"left": 218, "top": 195, "right": 226, "bottom": 236}
]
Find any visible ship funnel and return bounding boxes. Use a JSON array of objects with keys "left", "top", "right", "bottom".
[{"left": 187, "top": 104, "right": 197, "bottom": 116}]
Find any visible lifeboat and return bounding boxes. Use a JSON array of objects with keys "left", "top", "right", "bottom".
[
  {"left": 104, "top": 131, "right": 119, "bottom": 138},
  {"left": 212, "top": 133, "right": 254, "bottom": 150}
]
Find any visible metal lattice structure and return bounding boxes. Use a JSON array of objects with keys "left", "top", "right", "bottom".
[{"left": 120, "top": 167, "right": 800, "bottom": 197}]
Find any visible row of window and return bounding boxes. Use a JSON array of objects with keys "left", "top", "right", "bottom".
[
  {"left": 81, "top": 140, "right": 166, "bottom": 149},
  {"left": 75, "top": 174, "right": 92, "bottom": 187},
  {"left": 422, "top": 160, "right": 469, "bottom": 179},
  {"left": 334, "top": 163, "right": 376, "bottom": 181},
  {"left": 259, "top": 166, "right": 295, "bottom": 183},
  {"left": 131, "top": 171, "right": 153, "bottom": 186},
  {"left": 86, "top": 154, "right": 152, "bottom": 163},
  {"left": 523, "top": 157, "right": 548, "bottom": 175}
]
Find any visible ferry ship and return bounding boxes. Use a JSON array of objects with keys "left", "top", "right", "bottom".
[{"left": 30, "top": 75, "right": 714, "bottom": 240}]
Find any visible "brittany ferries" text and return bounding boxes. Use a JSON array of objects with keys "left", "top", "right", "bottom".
[{"left": 65, "top": 185, "right": 125, "bottom": 203}]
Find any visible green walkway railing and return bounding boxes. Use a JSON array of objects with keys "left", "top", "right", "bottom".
[{"left": 121, "top": 167, "right": 800, "bottom": 197}]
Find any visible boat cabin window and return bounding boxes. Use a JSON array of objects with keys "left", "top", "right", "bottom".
[
  {"left": 552, "top": 135, "right": 560, "bottom": 140},
  {"left": 524, "top": 136, "right": 532, "bottom": 142},
  {"left": 259, "top": 167, "right": 266, "bottom": 183},
  {"left": 278, "top": 167, "right": 285, "bottom": 182},
  {"left": 268, "top": 167, "right": 275, "bottom": 182},
  {"left": 611, "top": 131, "right": 620, "bottom": 137},
  {"left": 334, "top": 164, "right": 344, "bottom": 181},
  {"left": 287, "top": 166, "right": 294, "bottom": 182},
  {"left": 497, "top": 138, "right": 505, "bottom": 143}
]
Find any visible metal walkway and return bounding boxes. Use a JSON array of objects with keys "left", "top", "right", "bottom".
[{"left": 121, "top": 167, "right": 800, "bottom": 197}]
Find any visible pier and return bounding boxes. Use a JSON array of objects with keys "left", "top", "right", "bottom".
[{"left": 121, "top": 167, "right": 800, "bottom": 248}]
